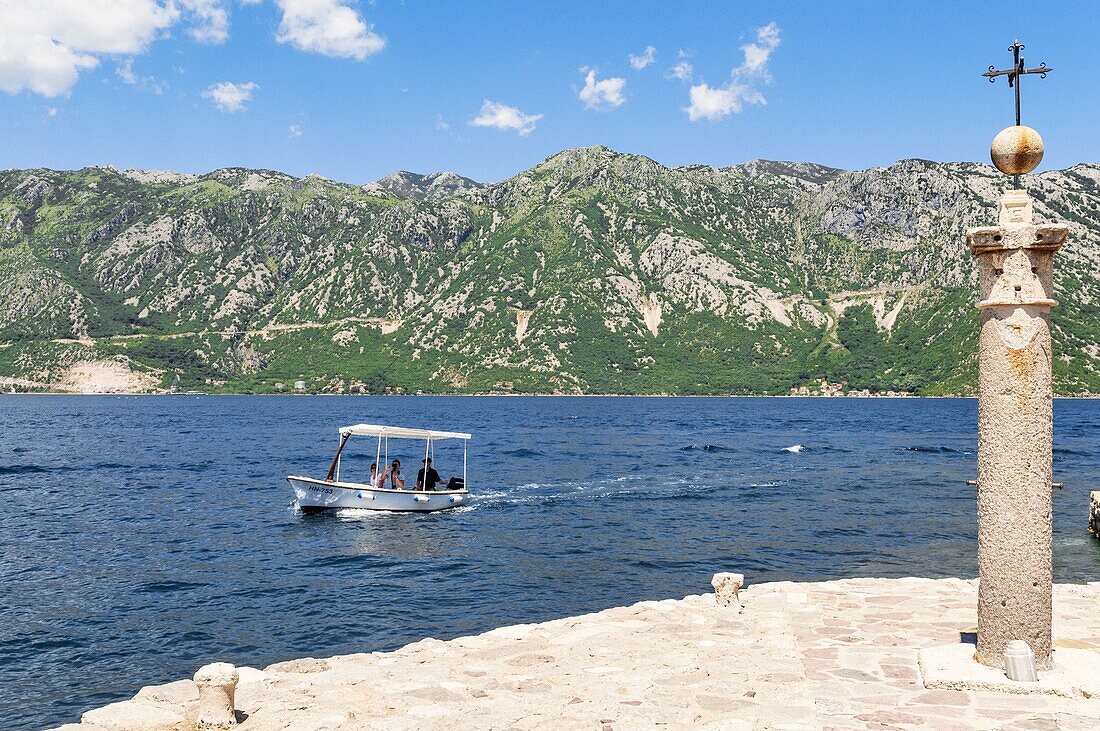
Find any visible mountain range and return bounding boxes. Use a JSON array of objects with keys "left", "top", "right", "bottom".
[{"left": 2, "top": 146, "right": 1099, "bottom": 395}]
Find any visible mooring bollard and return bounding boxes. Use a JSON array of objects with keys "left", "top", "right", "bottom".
[
  {"left": 1090, "top": 491, "right": 1100, "bottom": 538},
  {"left": 711, "top": 572, "right": 745, "bottom": 612},
  {"left": 194, "top": 662, "right": 239, "bottom": 729}
]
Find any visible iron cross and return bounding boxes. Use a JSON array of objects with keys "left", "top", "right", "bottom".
[{"left": 983, "top": 39, "right": 1052, "bottom": 126}]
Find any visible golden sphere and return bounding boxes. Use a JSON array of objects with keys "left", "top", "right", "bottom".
[{"left": 990, "top": 125, "right": 1044, "bottom": 175}]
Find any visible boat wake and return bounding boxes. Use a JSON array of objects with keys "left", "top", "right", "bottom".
[
  {"left": 903, "top": 445, "right": 961, "bottom": 454},
  {"left": 458, "top": 472, "right": 774, "bottom": 512},
  {"left": 782, "top": 444, "right": 805, "bottom": 453}
]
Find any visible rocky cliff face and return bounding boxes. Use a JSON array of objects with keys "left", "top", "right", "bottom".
[
  {"left": 1, "top": 146, "right": 1098, "bottom": 394},
  {"left": 369, "top": 170, "right": 484, "bottom": 201}
]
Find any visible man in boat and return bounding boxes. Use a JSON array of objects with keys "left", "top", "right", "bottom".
[
  {"left": 369, "top": 462, "right": 379, "bottom": 487},
  {"left": 417, "top": 458, "right": 445, "bottom": 491}
]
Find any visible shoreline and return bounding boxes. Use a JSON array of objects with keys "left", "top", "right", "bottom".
[
  {"left": 54, "top": 576, "right": 1100, "bottom": 731},
  {"left": 6, "top": 391, "right": 1100, "bottom": 399}
]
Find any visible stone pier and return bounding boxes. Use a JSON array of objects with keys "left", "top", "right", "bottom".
[
  {"left": 53, "top": 578, "right": 1100, "bottom": 731},
  {"left": 966, "top": 190, "right": 1068, "bottom": 670}
]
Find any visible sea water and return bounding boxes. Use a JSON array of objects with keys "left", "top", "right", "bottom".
[{"left": 1, "top": 395, "right": 1097, "bottom": 729}]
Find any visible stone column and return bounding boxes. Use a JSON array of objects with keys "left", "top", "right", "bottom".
[{"left": 965, "top": 190, "right": 1067, "bottom": 670}]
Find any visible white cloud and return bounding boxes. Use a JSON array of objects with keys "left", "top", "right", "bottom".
[
  {"left": 47, "top": 106, "right": 58, "bottom": 117},
  {"left": 0, "top": 1, "right": 382, "bottom": 99},
  {"left": 468, "top": 100, "right": 542, "bottom": 136},
  {"left": 578, "top": 69, "right": 625, "bottom": 111},
  {"left": 684, "top": 22, "right": 780, "bottom": 122},
  {"left": 628, "top": 45, "right": 655, "bottom": 70},
  {"left": 0, "top": 0, "right": 179, "bottom": 97},
  {"left": 274, "top": 0, "right": 385, "bottom": 59},
  {"left": 737, "top": 21, "right": 780, "bottom": 78},
  {"left": 116, "top": 59, "right": 137, "bottom": 85},
  {"left": 288, "top": 123, "right": 303, "bottom": 137},
  {"left": 667, "top": 61, "right": 693, "bottom": 82},
  {"left": 203, "top": 80, "right": 258, "bottom": 112},
  {"left": 435, "top": 113, "right": 465, "bottom": 142},
  {"left": 684, "top": 81, "right": 765, "bottom": 121},
  {"left": 116, "top": 58, "right": 165, "bottom": 93},
  {"left": 179, "top": 0, "right": 230, "bottom": 44}
]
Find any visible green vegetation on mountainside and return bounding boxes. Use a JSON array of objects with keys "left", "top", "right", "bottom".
[{"left": 1, "top": 148, "right": 1099, "bottom": 395}]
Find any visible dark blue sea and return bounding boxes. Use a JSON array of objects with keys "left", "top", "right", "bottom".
[{"left": 1, "top": 396, "right": 1097, "bottom": 729}]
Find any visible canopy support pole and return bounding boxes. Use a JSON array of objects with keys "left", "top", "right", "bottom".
[
  {"left": 375, "top": 435, "right": 382, "bottom": 487},
  {"left": 325, "top": 432, "right": 351, "bottom": 482},
  {"left": 423, "top": 437, "right": 431, "bottom": 491}
]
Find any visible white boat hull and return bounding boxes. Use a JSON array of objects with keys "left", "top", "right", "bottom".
[{"left": 288, "top": 476, "right": 468, "bottom": 513}]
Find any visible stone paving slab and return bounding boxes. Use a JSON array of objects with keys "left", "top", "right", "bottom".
[{"left": 53, "top": 577, "right": 1100, "bottom": 730}]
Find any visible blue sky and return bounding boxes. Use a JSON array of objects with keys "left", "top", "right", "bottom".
[{"left": 0, "top": 1, "right": 1096, "bottom": 184}]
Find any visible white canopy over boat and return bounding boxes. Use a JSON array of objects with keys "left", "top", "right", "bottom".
[{"left": 338, "top": 423, "right": 472, "bottom": 441}]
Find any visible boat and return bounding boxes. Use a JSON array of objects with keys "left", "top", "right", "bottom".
[{"left": 288, "top": 424, "right": 471, "bottom": 513}]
